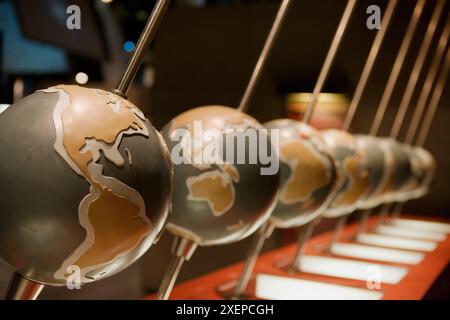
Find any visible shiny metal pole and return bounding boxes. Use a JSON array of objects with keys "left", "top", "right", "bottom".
[
  {"left": 342, "top": 0, "right": 398, "bottom": 130},
  {"left": 160, "top": 1, "right": 293, "bottom": 300},
  {"left": 402, "top": 45, "right": 450, "bottom": 227},
  {"left": 114, "top": 0, "right": 171, "bottom": 97},
  {"left": 361, "top": 0, "right": 425, "bottom": 226},
  {"left": 156, "top": 237, "right": 197, "bottom": 300},
  {"left": 370, "top": 0, "right": 426, "bottom": 136},
  {"left": 4, "top": 273, "right": 44, "bottom": 300},
  {"left": 289, "top": 218, "right": 320, "bottom": 272},
  {"left": 387, "top": 14, "right": 449, "bottom": 221},
  {"left": 390, "top": 0, "right": 446, "bottom": 139},
  {"left": 381, "top": 0, "right": 445, "bottom": 222},
  {"left": 238, "top": 0, "right": 354, "bottom": 282},
  {"left": 238, "top": 0, "right": 293, "bottom": 113},
  {"left": 302, "top": 0, "right": 356, "bottom": 124},
  {"left": 329, "top": 215, "right": 349, "bottom": 250},
  {"left": 226, "top": 0, "right": 293, "bottom": 299},
  {"left": 356, "top": 208, "right": 372, "bottom": 235},
  {"left": 416, "top": 44, "right": 450, "bottom": 147},
  {"left": 232, "top": 223, "right": 275, "bottom": 298},
  {"left": 390, "top": 202, "right": 403, "bottom": 220},
  {"left": 288, "top": 0, "right": 355, "bottom": 267},
  {"left": 375, "top": 203, "right": 391, "bottom": 228},
  {"left": 405, "top": 15, "right": 450, "bottom": 145},
  {"left": 334, "top": 0, "right": 397, "bottom": 237}
]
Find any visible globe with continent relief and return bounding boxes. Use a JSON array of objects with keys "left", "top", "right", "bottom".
[
  {"left": 161, "top": 106, "right": 280, "bottom": 246},
  {"left": 395, "top": 144, "right": 435, "bottom": 202},
  {"left": 0, "top": 85, "right": 173, "bottom": 286},
  {"left": 263, "top": 119, "right": 338, "bottom": 228},
  {"left": 410, "top": 146, "right": 436, "bottom": 199},
  {"left": 355, "top": 135, "right": 395, "bottom": 210},
  {"left": 376, "top": 138, "right": 414, "bottom": 204},
  {"left": 321, "top": 129, "right": 372, "bottom": 218}
]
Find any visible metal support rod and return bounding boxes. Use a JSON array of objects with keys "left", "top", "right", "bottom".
[
  {"left": 371, "top": 2, "right": 442, "bottom": 225},
  {"left": 390, "top": 0, "right": 446, "bottom": 139},
  {"left": 356, "top": 209, "right": 372, "bottom": 236},
  {"left": 233, "top": 234, "right": 266, "bottom": 298},
  {"left": 405, "top": 16, "right": 450, "bottom": 145},
  {"left": 391, "top": 15, "right": 449, "bottom": 220},
  {"left": 4, "top": 272, "right": 45, "bottom": 300},
  {"left": 342, "top": 0, "right": 398, "bottom": 130},
  {"left": 156, "top": 255, "right": 184, "bottom": 301},
  {"left": 375, "top": 203, "right": 392, "bottom": 228},
  {"left": 114, "top": 0, "right": 171, "bottom": 97},
  {"left": 329, "top": 215, "right": 349, "bottom": 250},
  {"left": 416, "top": 43, "right": 450, "bottom": 147},
  {"left": 390, "top": 202, "right": 403, "bottom": 220},
  {"left": 302, "top": 0, "right": 357, "bottom": 124},
  {"left": 233, "top": 222, "right": 274, "bottom": 298},
  {"left": 156, "top": 237, "right": 197, "bottom": 300},
  {"left": 370, "top": 0, "right": 426, "bottom": 136},
  {"left": 289, "top": 219, "right": 320, "bottom": 273},
  {"left": 238, "top": 0, "right": 293, "bottom": 113},
  {"left": 344, "top": 0, "right": 397, "bottom": 234}
]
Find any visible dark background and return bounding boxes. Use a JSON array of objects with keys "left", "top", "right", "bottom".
[{"left": 0, "top": 0, "right": 449, "bottom": 299}]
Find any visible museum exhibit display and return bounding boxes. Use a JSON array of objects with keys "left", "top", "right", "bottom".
[{"left": 0, "top": 0, "right": 449, "bottom": 302}]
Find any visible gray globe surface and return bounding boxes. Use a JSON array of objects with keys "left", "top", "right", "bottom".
[
  {"left": 321, "top": 129, "right": 371, "bottom": 218},
  {"left": 410, "top": 146, "right": 436, "bottom": 199},
  {"left": 378, "top": 138, "right": 414, "bottom": 203},
  {"left": 264, "top": 119, "right": 338, "bottom": 228},
  {"left": 0, "top": 86, "right": 173, "bottom": 286},
  {"left": 161, "top": 106, "right": 279, "bottom": 246},
  {"left": 355, "top": 135, "right": 393, "bottom": 210}
]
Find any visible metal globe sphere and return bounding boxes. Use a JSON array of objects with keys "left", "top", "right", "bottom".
[
  {"left": 0, "top": 85, "right": 173, "bottom": 286},
  {"left": 161, "top": 106, "right": 280, "bottom": 246},
  {"left": 263, "top": 119, "right": 338, "bottom": 228},
  {"left": 321, "top": 129, "right": 371, "bottom": 218},
  {"left": 408, "top": 146, "right": 436, "bottom": 200},
  {"left": 376, "top": 138, "right": 414, "bottom": 203},
  {"left": 399, "top": 144, "right": 424, "bottom": 201},
  {"left": 355, "top": 135, "right": 395, "bottom": 210}
]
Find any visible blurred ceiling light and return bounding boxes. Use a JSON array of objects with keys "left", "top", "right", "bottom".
[
  {"left": 143, "top": 66, "right": 155, "bottom": 88},
  {"left": 13, "top": 78, "right": 25, "bottom": 102},
  {"left": 123, "top": 41, "right": 136, "bottom": 53},
  {"left": 136, "top": 10, "right": 148, "bottom": 21},
  {"left": 75, "top": 72, "right": 89, "bottom": 85},
  {"left": 101, "top": 0, "right": 113, "bottom": 4}
]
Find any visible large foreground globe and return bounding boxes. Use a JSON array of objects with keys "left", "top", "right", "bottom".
[{"left": 0, "top": 85, "right": 173, "bottom": 286}]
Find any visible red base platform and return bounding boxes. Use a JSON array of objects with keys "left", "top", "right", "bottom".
[{"left": 146, "top": 215, "right": 450, "bottom": 300}]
